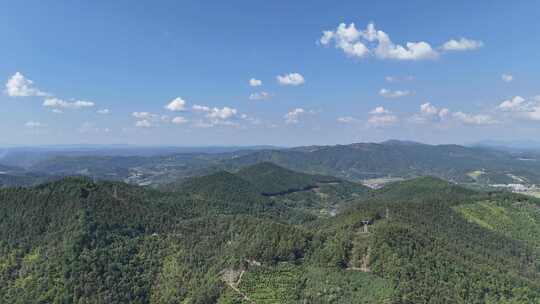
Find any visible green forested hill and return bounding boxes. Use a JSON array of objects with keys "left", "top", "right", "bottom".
[
  {"left": 0, "top": 167, "right": 539, "bottom": 303},
  {"left": 236, "top": 162, "right": 340, "bottom": 195}
]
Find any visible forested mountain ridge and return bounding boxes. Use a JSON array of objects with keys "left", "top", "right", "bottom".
[
  {"left": 225, "top": 141, "right": 540, "bottom": 184},
  {"left": 5, "top": 141, "right": 540, "bottom": 189},
  {"left": 1, "top": 162, "right": 539, "bottom": 303}
]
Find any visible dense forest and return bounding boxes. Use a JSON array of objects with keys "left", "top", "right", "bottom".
[{"left": 0, "top": 162, "right": 539, "bottom": 303}]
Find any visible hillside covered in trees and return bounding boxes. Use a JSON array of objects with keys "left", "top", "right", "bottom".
[{"left": 0, "top": 163, "right": 539, "bottom": 303}]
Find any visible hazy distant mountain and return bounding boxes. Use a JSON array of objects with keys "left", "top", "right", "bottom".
[
  {"left": 471, "top": 139, "right": 540, "bottom": 151},
  {"left": 3, "top": 140, "right": 540, "bottom": 187},
  {"left": 225, "top": 141, "right": 540, "bottom": 184},
  {"left": 0, "top": 145, "right": 281, "bottom": 168}
]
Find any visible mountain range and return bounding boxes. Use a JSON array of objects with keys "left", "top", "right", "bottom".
[{"left": 2, "top": 141, "right": 539, "bottom": 188}]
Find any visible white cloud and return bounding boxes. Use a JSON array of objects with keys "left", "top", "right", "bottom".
[
  {"left": 501, "top": 73, "right": 514, "bottom": 83},
  {"left": 132, "top": 112, "right": 158, "bottom": 120},
  {"left": 165, "top": 97, "right": 186, "bottom": 111},
  {"left": 277, "top": 73, "right": 305, "bottom": 86},
  {"left": 497, "top": 95, "right": 540, "bottom": 121},
  {"left": 379, "top": 88, "right": 411, "bottom": 99},
  {"left": 375, "top": 32, "right": 438, "bottom": 60},
  {"left": 284, "top": 108, "right": 305, "bottom": 124},
  {"left": 441, "top": 38, "right": 483, "bottom": 51},
  {"left": 367, "top": 105, "right": 397, "bottom": 127},
  {"left": 171, "top": 116, "right": 189, "bottom": 124},
  {"left": 25, "top": 121, "right": 45, "bottom": 128},
  {"left": 249, "top": 78, "right": 262, "bottom": 87},
  {"left": 319, "top": 23, "right": 369, "bottom": 57},
  {"left": 385, "top": 75, "right": 414, "bottom": 83},
  {"left": 192, "top": 104, "right": 239, "bottom": 126},
  {"left": 135, "top": 120, "right": 152, "bottom": 128},
  {"left": 5, "top": 72, "right": 49, "bottom": 97},
  {"left": 499, "top": 96, "right": 525, "bottom": 111},
  {"left": 370, "top": 106, "right": 390, "bottom": 114},
  {"left": 367, "top": 114, "right": 398, "bottom": 127},
  {"left": 337, "top": 116, "right": 359, "bottom": 123},
  {"left": 321, "top": 23, "right": 480, "bottom": 61},
  {"left": 438, "top": 108, "right": 450, "bottom": 119},
  {"left": 207, "top": 107, "right": 237, "bottom": 120},
  {"left": 240, "top": 114, "right": 261, "bottom": 125},
  {"left": 411, "top": 102, "right": 450, "bottom": 124},
  {"left": 249, "top": 91, "right": 271, "bottom": 101},
  {"left": 420, "top": 102, "right": 439, "bottom": 116},
  {"left": 320, "top": 22, "right": 438, "bottom": 61},
  {"left": 453, "top": 112, "right": 497, "bottom": 125},
  {"left": 97, "top": 109, "right": 110, "bottom": 114},
  {"left": 192, "top": 104, "right": 211, "bottom": 112},
  {"left": 43, "top": 98, "right": 95, "bottom": 110}
]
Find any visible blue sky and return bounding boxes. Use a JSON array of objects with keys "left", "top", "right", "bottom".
[{"left": 1, "top": 1, "right": 539, "bottom": 146}]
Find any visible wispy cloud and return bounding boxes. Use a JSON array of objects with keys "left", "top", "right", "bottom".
[
  {"left": 379, "top": 88, "right": 411, "bottom": 99},
  {"left": 43, "top": 98, "right": 95, "bottom": 110},
  {"left": 441, "top": 38, "right": 483, "bottom": 51}
]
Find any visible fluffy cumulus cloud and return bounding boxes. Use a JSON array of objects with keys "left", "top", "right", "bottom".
[
  {"left": 411, "top": 102, "right": 450, "bottom": 123},
  {"left": 441, "top": 38, "right": 484, "bottom": 51},
  {"left": 320, "top": 23, "right": 482, "bottom": 61},
  {"left": 501, "top": 73, "right": 514, "bottom": 83},
  {"left": 367, "top": 106, "right": 397, "bottom": 127},
  {"left": 498, "top": 95, "right": 540, "bottom": 121},
  {"left": 249, "top": 78, "right": 262, "bottom": 87},
  {"left": 165, "top": 97, "right": 186, "bottom": 111},
  {"left": 379, "top": 88, "right": 411, "bottom": 99},
  {"left": 277, "top": 73, "right": 305, "bottom": 86},
  {"left": 191, "top": 104, "right": 240, "bottom": 127},
  {"left": 319, "top": 23, "right": 370, "bottom": 57},
  {"left": 43, "top": 98, "right": 95, "bottom": 110},
  {"left": 410, "top": 102, "right": 495, "bottom": 126},
  {"left": 5, "top": 72, "right": 49, "bottom": 97},
  {"left": 25, "top": 121, "right": 45, "bottom": 128},
  {"left": 499, "top": 96, "right": 525, "bottom": 111},
  {"left": 320, "top": 22, "right": 438, "bottom": 61},
  {"left": 207, "top": 107, "right": 237, "bottom": 120},
  {"left": 284, "top": 108, "right": 305, "bottom": 124},
  {"left": 249, "top": 91, "right": 271, "bottom": 101},
  {"left": 370, "top": 106, "right": 390, "bottom": 114}
]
